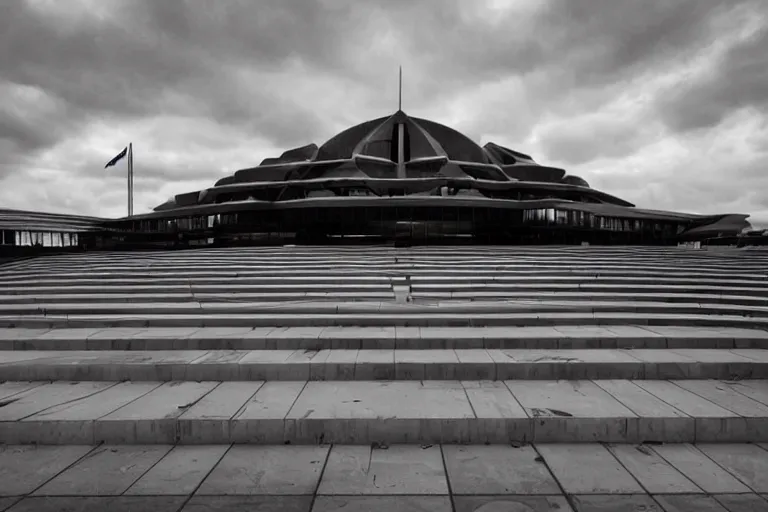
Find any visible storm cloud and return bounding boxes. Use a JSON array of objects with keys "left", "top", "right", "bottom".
[{"left": 0, "top": 0, "right": 766, "bottom": 227}]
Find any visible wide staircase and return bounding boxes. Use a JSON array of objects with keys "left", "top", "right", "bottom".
[{"left": 1, "top": 245, "right": 768, "bottom": 446}]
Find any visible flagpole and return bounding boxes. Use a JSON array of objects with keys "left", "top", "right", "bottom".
[{"left": 128, "top": 143, "right": 134, "bottom": 217}]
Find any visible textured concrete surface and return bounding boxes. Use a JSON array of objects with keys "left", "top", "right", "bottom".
[
  {"left": 3, "top": 311, "right": 768, "bottom": 329},
  {"left": 2, "top": 348, "right": 767, "bottom": 382},
  {"left": 3, "top": 325, "right": 767, "bottom": 351},
  {"left": 4, "top": 378, "right": 768, "bottom": 445},
  {"left": 1, "top": 443, "right": 768, "bottom": 511},
  {"left": 4, "top": 246, "right": 768, "bottom": 505}
]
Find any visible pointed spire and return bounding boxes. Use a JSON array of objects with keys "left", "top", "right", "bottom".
[{"left": 398, "top": 66, "right": 403, "bottom": 111}]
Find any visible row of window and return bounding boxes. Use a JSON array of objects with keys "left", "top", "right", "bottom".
[
  {"left": 522, "top": 209, "right": 686, "bottom": 234},
  {"left": 2, "top": 231, "right": 80, "bottom": 247},
  {"left": 117, "top": 209, "right": 688, "bottom": 236},
  {"left": 132, "top": 214, "right": 240, "bottom": 233}
]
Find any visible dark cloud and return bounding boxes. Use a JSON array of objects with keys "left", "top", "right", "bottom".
[
  {"left": 0, "top": 0, "right": 765, "bottom": 221},
  {"left": 537, "top": 113, "right": 658, "bottom": 166},
  {"left": 656, "top": 23, "right": 768, "bottom": 132}
]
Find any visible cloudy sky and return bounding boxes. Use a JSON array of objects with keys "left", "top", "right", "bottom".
[{"left": 1, "top": 0, "right": 767, "bottom": 227}]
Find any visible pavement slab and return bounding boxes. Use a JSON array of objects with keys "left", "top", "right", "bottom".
[
  {"left": 650, "top": 444, "right": 751, "bottom": 493},
  {"left": 713, "top": 494, "right": 768, "bottom": 512},
  {"left": 453, "top": 495, "right": 572, "bottom": 512},
  {"left": 570, "top": 494, "right": 662, "bottom": 512},
  {"left": 0, "top": 499, "right": 18, "bottom": 512},
  {"left": 536, "top": 444, "right": 644, "bottom": 494},
  {"left": 6, "top": 496, "right": 187, "bottom": 512},
  {"left": 317, "top": 445, "right": 448, "bottom": 495},
  {"left": 442, "top": 445, "right": 560, "bottom": 495},
  {"left": 197, "top": 445, "right": 329, "bottom": 495},
  {"left": 125, "top": 445, "right": 230, "bottom": 495},
  {"left": 605, "top": 444, "right": 700, "bottom": 494},
  {"left": 0, "top": 445, "right": 94, "bottom": 496},
  {"left": 180, "top": 496, "right": 312, "bottom": 512},
  {"left": 696, "top": 444, "right": 768, "bottom": 493},
  {"left": 654, "top": 494, "right": 730, "bottom": 512},
  {"left": 312, "top": 496, "right": 451, "bottom": 512},
  {"left": 33, "top": 445, "right": 171, "bottom": 496}
]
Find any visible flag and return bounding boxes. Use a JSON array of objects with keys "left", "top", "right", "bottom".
[{"left": 105, "top": 147, "right": 128, "bottom": 168}]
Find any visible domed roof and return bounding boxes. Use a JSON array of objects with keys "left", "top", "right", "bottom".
[
  {"left": 561, "top": 175, "right": 590, "bottom": 188},
  {"left": 156, "top": 110, "right": 634, "bottom": 211},
  {"left": 316, "top": 110, "right": 490, "bottom": 164}
]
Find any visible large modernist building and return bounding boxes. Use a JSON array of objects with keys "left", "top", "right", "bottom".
[{"left": 0, "top": 109, "right": 761, "bottom": 253}]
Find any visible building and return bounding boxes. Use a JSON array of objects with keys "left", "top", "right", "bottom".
[{"left": 0, "top": 110, "right": 759, "bottom": 253}]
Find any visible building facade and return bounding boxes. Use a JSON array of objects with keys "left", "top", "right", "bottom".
[{"left": 1, "top": 110, "right": 762, "bottom": 254}]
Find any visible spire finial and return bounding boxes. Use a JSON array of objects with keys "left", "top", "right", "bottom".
[{"left": 398, "top": 66, "right": 402, "bottom": 111}]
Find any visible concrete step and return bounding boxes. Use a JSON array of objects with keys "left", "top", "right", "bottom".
[
  {"left": 4, "top": 283, "right": 768, "bottom": 297},
  {"left": 8, "top": 247, "right": 765, "bottom": 258},
  {"left": 1, "top": 348, "right": 767, "bottom": 382},
  {"left": 2, "top": 299, "right": 767, "bottom": 316},
  {"left": 5, "top": 275, "right": 766, "bottom": 287},
  {"left": 3, "top": 325, "right": 767, "bottom": 351},
  {"left": 3, "top": 312, "right": 768, "bottom": 329},
  {"left": 3, "top": 267, "right": 765, "bottom": 280},
  {"left": 8, "top": 255, "right": 766, "bottom": 264},
  {"left": 3, "top": 378, "right": 768, "bottom": 444},
  {"left": 414, "top": 282, "right": 768, "bottom": 294},
  {"left": 0, "top": 291, "right": 766, "bottom": 306},
  {"left": 0, "top": 292, "right": 397, "bottom": 304},
  {"left": 0, "top": 284, "right": 395, "bottom": 295}
]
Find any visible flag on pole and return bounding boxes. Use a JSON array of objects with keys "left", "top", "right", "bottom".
[{"left": 105, "top": 147, "right": 128, "bottom": 168}]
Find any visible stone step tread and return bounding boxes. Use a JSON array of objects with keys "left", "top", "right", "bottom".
[
  {"left": 1, "top": 348, "right": 767, "bottom": 382},
  {"left": 10, "top": 252, "right": 764, "bottom": 259},
  {"left": 3, "top": 379, "right": 768, "bottom": 444},
  {"left": 4, "top": 285, "right": 768, "bottom": 297},
  {"left": 2, "top": 324, "right": 763, "bottom": 340},
  {"left": 1, "top": 291, "right": 766, "bottom": 302},
  {"left": 4, "top": 267, "right": 765, "bottom": 277},
  {"left": 3, "top": 312, "right": 768, "bottom": 329},
  {"left": 5, "top": 276, "right": 766, "bottom": 285},
  {"left": 7, "top": 254, "right": 768, "bottom": 266},
  {"left": 2, "top": 300, "right": 766, "bottom": 316},
  {"left": 9, "top": 252, "right": 768, "bottom": 265},
  {"left": 0, "top": 292, "right": 396, "bottom": 302},
  {"left": 5, "top": 325, "right": 768, "bottom": 352}
]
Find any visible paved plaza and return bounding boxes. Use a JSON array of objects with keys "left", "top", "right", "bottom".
[{"left": 2, "top": 443, "right": 768, "bottom": 511}]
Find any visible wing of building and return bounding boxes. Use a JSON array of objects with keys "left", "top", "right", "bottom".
[{"left": 1, "top": 110, "right": 760, "bottom": 252}]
